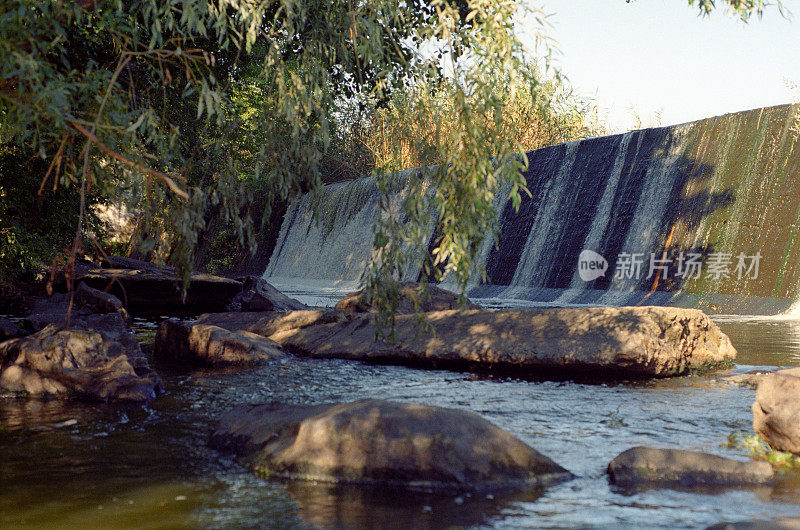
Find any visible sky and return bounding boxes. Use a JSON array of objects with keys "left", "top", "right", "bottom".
[{"left": 521, "top": 0, "right": 800, "bottom": 132}]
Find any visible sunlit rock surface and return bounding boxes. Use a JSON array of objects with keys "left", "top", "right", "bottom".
[
  {"left": 753, "top": 367, "right": 800, "bottom": 454},
  {"left": 204, "top": 306, "right": 735, "bottom": 378}
]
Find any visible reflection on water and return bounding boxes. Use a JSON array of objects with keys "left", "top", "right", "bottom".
[
  {"left": 3, "top": 314, "right": 800, "bottom": 528},
  {"left": 286, "top": 482, "right": 546, "bottom": 530}
]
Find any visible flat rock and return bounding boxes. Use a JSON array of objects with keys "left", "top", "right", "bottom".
[
  {"left": 228, "top": 277, "right": 308, "bottom": 312},
  {"left": 155, "top": 319, "right": 285, "bottom": 365},
  {"left": 753, "top": 368, "right": 800, "bottom": 453},
  {"left": 209, "top": 398, "right": 573, "bottom": 491},
  {"left": 607, "top": 447, "right": 775, "bottom": 488},
  {"left": 334, "top": 282, "right": 480, "bottom": 314},
  {"left": 78, "top": 269, "right": 242, "bottom": 314},
  {"left": 0, "top": 325, "right": 162, "bottom": 401},
  {"left": 224, "top": 306, "right": 735, "bottom": 379}
]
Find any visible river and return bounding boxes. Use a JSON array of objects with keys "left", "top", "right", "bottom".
[{"left": 3, "top": 300, "right": 800, "bottom": 528}]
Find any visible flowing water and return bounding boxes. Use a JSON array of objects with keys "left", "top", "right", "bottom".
[{"left": 4, "top": 306, "right": 800, "bottom": 529}]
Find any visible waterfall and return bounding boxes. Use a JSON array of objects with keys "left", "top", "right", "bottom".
[{"left": 264, "top": 104, "right": 800, "bottom": 314}]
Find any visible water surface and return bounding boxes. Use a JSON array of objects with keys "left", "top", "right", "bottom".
[{"left": 3, "top": 315, "right": 800, "bottom": 528}]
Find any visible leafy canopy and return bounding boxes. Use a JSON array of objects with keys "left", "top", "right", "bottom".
[{"left": 0, "top": 0, "right": 787, "bottom": 309}]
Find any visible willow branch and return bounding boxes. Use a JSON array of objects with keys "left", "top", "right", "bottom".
[{"left": 67, "top": 120, "right": 189, "bottom": 199}]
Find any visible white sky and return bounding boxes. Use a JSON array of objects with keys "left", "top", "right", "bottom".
[{"left": 521, "top": 0, "right": 800, "bottom": 132}]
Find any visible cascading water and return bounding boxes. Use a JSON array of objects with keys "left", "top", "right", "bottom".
[{"left": 264, "top": 104, "right": 800, "bottom": 314}]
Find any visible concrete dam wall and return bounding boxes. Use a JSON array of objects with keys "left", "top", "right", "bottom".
[{"left": 264, "top": 104, "right": 800, "bottom": 314}]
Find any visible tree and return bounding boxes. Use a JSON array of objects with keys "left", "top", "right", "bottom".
[{"left": 0, "top": 0, "right": 786, "bottom": 310}]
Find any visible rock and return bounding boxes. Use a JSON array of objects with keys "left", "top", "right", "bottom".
[
  {"left": 24, "top": 282, "right": 129, "bottom": 331},
  {"left": 100, "top": 255, "right": 177, "bottom": 275},
  {"left": 239, "top": 306, "right": 734, "bottom": 379},
  {"left": 607, "top": 447, "right": 775, "bottom": 488},
  {"left": 196, "top": 310, "right": 347, "bottom": 337},
  {"left": 716, "top": 369, "right": 774, "bottom": 389},
  {"left": 78, "top": 269, "right": 242, "bottom": 314},
  {"left": 209, "top": 398, "right": 573, "bottom": 490},
  {"left": 73, "top": 282, "right": 126, "bottom": 316},
  {"left": 0, "top": 325, "right": 162, "bottom": 401},
  {"left": 228, "top": 277, "right": 308, "bottom": 312},
  {"left": 752, "top": 368, "right": 800, "bottom": 454},
  {"left": 23, "top": 288, "right": 150, "bottom": 377},
  {"left": 0, "top": 317, "right": 26, "bottom": 341},
  {"left": 155, "top": 319, "right": 285, "bottom": 365},
  {"left": 334, "top": 282, "right": 480, "bottom": 314}
]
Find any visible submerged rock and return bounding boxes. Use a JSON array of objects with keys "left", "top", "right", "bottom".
[
  {"left": 716, "top": 369, "right": 775, "bottom": 389},
  {"left": 752, "top": 368, "right": 800, "bottom": 454},
  {"left": 228, "top": 277, "right": 308, "bottom": 312},
  {"left": 209, "top": 398, "right": 573, "bottom": 491},
  {"left": 155, "top": 319, "right": 285, "bottom": 365},
  {"left": 0, "top": 325, "right": 161, "bottom": 401},
  {"left": 607, "top": 447, "right": 775, "bottom": 488},
  {"left": 334, "top": 282, "right": 480, "bottom": 314},
  {"left": 225, "top": 306, "right": 735, "bottom": 379}
]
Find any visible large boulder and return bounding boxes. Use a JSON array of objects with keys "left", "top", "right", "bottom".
[
  {"left": 228, "top": 277, "right": 308, "bottom": 312},
  {"left": 209, "top": 399, "right": 573, "bottom": 491},
  {"left": 155, "top": 319, "right": 285, "bottom": 365},
  {"left": 752, "top": 368, "right": 800, "bottom": 454},
  {"left": 78, "top": 269, "right": 242, "bottom": 314},
  {"left": 212, "top": 306, "right": 735, "bottom": 379},
  {"left": 607, "top": 447, "right": 774, "bottom": 488},
  {"left": 335, "top": 282, "right": 480, "bottom": 314},
  {"left": 0, "top": 325, "right": 162, "bottom": 401},
  {"left": 23, "top": 286, "right": 151, "bottom": 376}
]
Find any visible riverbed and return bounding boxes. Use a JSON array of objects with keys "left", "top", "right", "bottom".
[{"left": 3, "top": 310, "right": 800, "bottom": 528}]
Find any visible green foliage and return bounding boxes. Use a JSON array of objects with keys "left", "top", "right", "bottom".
[
  {"left": 724, "top": 432, "right": 800, "bottom": 470},
  {"left": 0, "top": 145, "right": 103, "bottom": 282},
  {"left": 0, "top": 0, "right": 787, "bottom": 318},
  {"left": 684, "top": 0, "right": 787, "bottom": 19}
]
